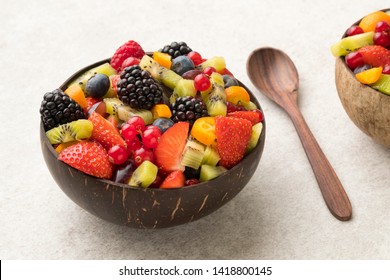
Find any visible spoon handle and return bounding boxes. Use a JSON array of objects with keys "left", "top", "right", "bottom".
[{"left": 286, "top": 103, "right": 352, "bottom": 221}]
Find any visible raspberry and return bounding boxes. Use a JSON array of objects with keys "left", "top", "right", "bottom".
[{"left": 110, "top": 40, "right": 145, "bottom": 72}]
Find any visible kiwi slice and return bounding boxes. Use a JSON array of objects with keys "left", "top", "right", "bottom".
[
  {"left": 199, "top": 56, "right": 226, "bottom": 72},
  {"left": 201, "top": 145, "right": 220, "bottom": 166},
  {"left": 117, "top": 105, "right": 153, "bottom": 125},
  {"left": 199, "top": 165, "right": 227, "bottom": 182},
  {"left": 46, "top": 119, "right": 93, "bottom": 144},
  {"left": 210, "top": 72, "right": 224, "bottom": 87},
  {"left": 246, "top": 122, "right": 263, "bottom": 154},
  {"left": 139, "top": 55, "right": 182, "bottom": 89},
  {"left": 330, "top": 31, "right": 374, "bottom": 57},
  {"left": 69, "top": 63, "right": 117, "bottom": 91},
  {"left": 128, "top": 160, "right": 158, "bottom": 188},
  {"left": 204, "top": 83, "right": 227, "bottom": 116},
  {"left": 103, "top": 97, "right": 124, "bottom": 117},
  {"left": 180, "top": 138, "right": 206, "bottom": 170},
  {"left": 371, "top": 74, "right": 390, "bottom": 95},
  {"left": 170, "top": 79, "right": 197, "bottom": 103}
]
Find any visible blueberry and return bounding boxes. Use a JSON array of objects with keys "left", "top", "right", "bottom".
[
  {"left": 153, "top": 117, "right": 174, "bottom": 133},
  {"left": 85, "top": 73, "right": 110, "bottom": 98},
  {"left": 353, "top": 64, "right": 372, "bottom": 74},
  {"left": 222, "top": 74, "right": 239, "bottom": 88},
  {"left": 171, "top": 55, "right": 195, "bottom": 76}
]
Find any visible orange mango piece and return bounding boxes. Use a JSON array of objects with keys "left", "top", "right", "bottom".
[
  {"left": 190, "top": 117, "right": 216, "bottom": 146},
  {"left": 151, "top": 104, "right": 172, "bottom": 119},
  {"left": 153, "top": 52, "right": 172, "bottom": 69},
  {"left": 55, "top": 141, "right": 78, "bottom": 153},
  {"left": 65, "top": 84, "right": 87, "bottom": 109},
  {"left": 225, "top": 86, "right": 250, "bottom": 105},
  {"left": 359, "top": 11, "right": 390, "bottom": 32},
  {"left": 355, "top": 67, "right": 383, "bottom": 84}
]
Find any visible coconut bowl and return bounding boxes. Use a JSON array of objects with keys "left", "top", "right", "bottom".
[
  {"left": 335, "top": 12, "right": 390, "bottom": 148},
  {"left": 40, "top": 59, "right": 266, "bottom": 229}
]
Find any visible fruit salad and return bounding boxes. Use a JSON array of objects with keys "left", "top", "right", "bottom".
[
  {"left": 40, "top": 40, "right": 264, "bottom": 189},
  {"left": 331, "top": 9, "right": 390, "bottom": 95}
]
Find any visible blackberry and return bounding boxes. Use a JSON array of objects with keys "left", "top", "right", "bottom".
[
  {"left": 170, "top": 96, "right": 208, "bottom": 126},
  {"left": 117, "top": 66, "right": 163, "bottom": 110},
  {"left": 40, "top": 89, "right": 85, "bottom": 131},
  {"left": 160, "top": 41, "right": 192, "bottom": 59}
]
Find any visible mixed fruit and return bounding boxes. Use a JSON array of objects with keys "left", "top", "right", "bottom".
[
  {"left": 331, "top": 9, "right": 390, "bottom": 95},
  {"left": 40, "top": 40, "right": 264, "bottom": 188}
]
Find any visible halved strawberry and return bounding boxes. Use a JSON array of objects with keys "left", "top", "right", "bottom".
[
  {"left": 88, "top": 111, "right": 126, "bottom": 151},
  {"left": 59, "top": 141, "right": 113, "bottom": 179},
  {"left": 160, "top": 170, "right": 185, "bottom": 189},
  {"left": 358, "top": 45, "right": 390, "bottom": 68},
  {"left": 154, "top": 122, "right": 189, "bottom": 173},
  {"left": 215, "top": 116, "right": 252, "bottom": 169},
  {"left": 227, "top": 110, "right": 263, "bottom": 125}
]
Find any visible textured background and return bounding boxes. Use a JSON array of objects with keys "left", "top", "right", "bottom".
[{"left": 1, "top": 0, "right": 389, "bottom": 259}]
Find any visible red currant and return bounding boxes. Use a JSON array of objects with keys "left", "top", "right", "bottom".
[
  {"left": 346, "top": 25, "right": 364, "bottom": 37},
  {"left": 121, "top": 123, "right": 137, "bottom": 141},
  {"left": 194, "top": 73, "right": 211, "bottom": 91},
  {"left": 126, "top": 136, "right": 142, "bottom": 155},
  {"left": 202, "top": 66, "right": 216, "bottom": 76},
  {"left": 375, "top": 21, "right": 390, "bottom": 33},
  {"left": 127, "top": 116, "right": 146, "bottom": 134},
  {"left": 383, "top": 65, "right": 390, "bottom": 74},
  {"left": 142, "top": 125, "right": 162, "bottom": 149},
  {"left": 374, "top": 31, "right": 390, "bottom": 48},
  {"left": 132, "top": 147, "right": 154, "bottom": 166},
  {"left": 345, "top": 51, "right": 364, "bottom": 70},
  {"left": 108, "top": 145, "right": 128, "bottom": 165},
  {"left": 187, "top": 51, "right": 203, "bottom": 66}
]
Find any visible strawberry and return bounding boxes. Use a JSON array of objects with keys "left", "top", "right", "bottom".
[
  {"left": 154, "top": 122, "right": 189, "bottom": 173},
  {"left": 358, "top": 45, "right": 390, "bottom": 68},
  {"left": 160, "top": 170, "right": 185, "bottom": 189},
  {"left": 110, "top": 40, "right": 145, "bottom": 72},
  {"left": 215, "top": 116, "right": 252, "bottom": 169},
  {"left": 88, "top": 111, "right": 126, "bottom": 151},
  {"left": 58, "top": 141, "right": 113, "bottom": 179},
  {"left": 227, "top": 110, "right": 262, "bottom": 125}
]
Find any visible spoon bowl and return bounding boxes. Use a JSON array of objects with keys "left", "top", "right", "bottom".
[{"left": 247, "top": 47, "right": 352, "bottom": 221}]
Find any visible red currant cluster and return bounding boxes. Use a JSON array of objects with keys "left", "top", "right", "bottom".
[{"left": 107, "top": 116, "right": 160, "bottom": 166}]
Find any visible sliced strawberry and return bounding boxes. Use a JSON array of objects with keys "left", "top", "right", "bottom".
[
  {"left": 58, "top": 141, "right": 113, "bottom": 179},
  {"left": 160, "top": 170, "right": 185, "bottom": 189},
  {"left": 358, "top": 45, "right": 390, "bottom": 68},
  {"left": 88, "top": 111, "right": 126, "bottom": 151},
  {"left": 227, "top": 110, "right": 262, "bottom": 125},
  {"left": 215, "top": 116, "right": 252, "bottom": 169},
  {"left": 154, "top": 122, "right": 189, "bottom": 173},
  {"left": 110, "top": 40, "right": 145, "bottom": 72}
]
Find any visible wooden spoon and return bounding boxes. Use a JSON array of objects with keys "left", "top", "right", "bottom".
[{"left": 247, "top": 47, "right": 352, "bottom": 221}]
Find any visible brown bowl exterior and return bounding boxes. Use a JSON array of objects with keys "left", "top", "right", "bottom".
[
  {"left": 40, "top": 59, "right": 266, "bottom": 229},
  {"left": 335, "top": 55, "right": 390, "bottom": 148}
]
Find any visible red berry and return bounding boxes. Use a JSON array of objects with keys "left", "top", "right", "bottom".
[
  {"left": 121, "top": 123, "right": 137, "bottom": 141},
  {"left": 345, "top": 51, "right": 364, "bottom": 70},
  {"left": 346, "top": 25, "right": 364, "bottom": 36},
  {"left": 185, "top": 178, "right": 200, "bottom": 186},
  {"left": 108, "top": 145, "right": 128, "bottom": 165},
  {"left": 187, "top": 51, "right": 202, "bottom": 65},
  {"left": 202, "top": 66, "right": 216, "bottom": 76},
  {"left": 375, "top": 21, "right": 390, "bottom": 33},
  {"left": 110, "top": 40, "right": 145, "bottom": 72},
  {"left": 132, "top": 147, "right": 154, "bottom": 166},
  {"left": 383, "top": 65, "right": 390, "bottom": 74},
  {"left": 194, "top": 73, "right": 211, "bottom": 91},
  {"left": 142, "top": 125, "right": 162, "bottom": 149},
  {"left": 374, "top": 32, "right": 390, "bottom": 48},
  {"left": 127, "top": 116, "right": 146, "bottom": 134},
  {"left": 121, "top": 57, "right": 140, "bottom": 70},
  {"left": 126, "top": 137, "right": 142, "bottom": 154}
]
